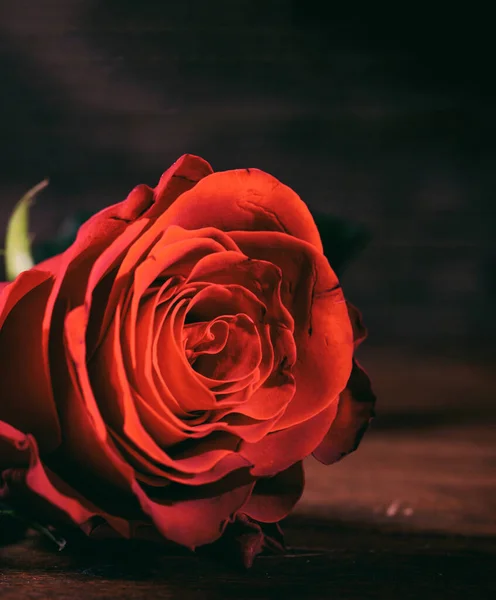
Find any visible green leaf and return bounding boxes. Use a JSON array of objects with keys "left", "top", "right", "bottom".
[{"left": 4, "top": 179, "right": 49, "bottom": 281}]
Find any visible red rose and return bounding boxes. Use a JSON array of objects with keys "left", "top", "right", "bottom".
[{"left": 0, "top": 155, "right": 374, "bottom": 564}]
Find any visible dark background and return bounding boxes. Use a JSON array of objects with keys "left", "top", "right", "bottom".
[
  {"left": 1, "top": 3, "right": 495, "bottom": 597},
  {"left": 0, "top": 1, "right": 494, "bottom": 351}
]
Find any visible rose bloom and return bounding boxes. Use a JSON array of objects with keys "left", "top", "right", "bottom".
[{"left": 0, "top": 155, "right": 374, "bottom": 564}]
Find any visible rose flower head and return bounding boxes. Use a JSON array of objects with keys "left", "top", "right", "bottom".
[{"left": 0, "top": 155, "right": 375, "bottom": 566}]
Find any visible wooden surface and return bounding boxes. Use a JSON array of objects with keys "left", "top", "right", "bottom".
[{"left": 1, "top": 349, "right": 495, "bottom": 598}]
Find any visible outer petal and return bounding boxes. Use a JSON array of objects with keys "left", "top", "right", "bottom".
[
  {"left": 347, "top": 302, "right": 367, "bottom": 348},
  {"left": 0, "top": 420, "right": 31, "bottom": 469},
  {"left": 51, "top": 305, "right": 257, "bottom": 549},
  {"left": 242, "top": 461, "right": 304, "bottom": 522},
  {"left": 147, "top": 168, "right": 323, "bottom": 252},
  {"left": 0, "top": 426, "right": 130, "bottom": 537},
  {"left": 240, "top": 401, "right": 339, "bottom": 477},
  {"left": 133, "top": 474, "right": 256, "bottom": 549},
  {"left": 36, "top": 154, "right": 212, "bottom": 281},
  {"left": 88, "top": 303, "right": 252, "bottom": 484},
  {"left": 0, "top": 270, "right": 52, "bottom": 328},
  {"left": 0, "top": 270, "right": 60, "bottom": 453},
  {"left": 150, "top": 154, "right": 213, "bottom": 217},
  {"left": 32, "top": 254, "right": 65, "bottom": 277},
  {"left": 312, "top": 360, "right": 376, "bottom": 465},
  {"left": 230, "top": 231, "right": 354, "bottom": 429},
  {"left": 40, "top": 155, "right": 212, "bottom": 380}
]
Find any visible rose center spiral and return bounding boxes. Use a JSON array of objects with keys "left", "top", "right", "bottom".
[{"left": 182, "top": 314, "right": 262, "bottom": 383}]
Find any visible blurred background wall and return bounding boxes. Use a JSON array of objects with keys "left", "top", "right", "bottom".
[{"left": 0, "top": 0, "right": 493, "bottom": 356}]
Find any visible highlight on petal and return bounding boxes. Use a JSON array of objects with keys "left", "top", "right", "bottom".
[{"left": 146, "top": 167, "right": 324, "bottom": 252}]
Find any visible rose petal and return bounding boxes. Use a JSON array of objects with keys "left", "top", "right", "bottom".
[
  {"left": 184, "top": 319, "right": 230, "bottom": 358},
  {"left": 132, "top": 472, "right": 255, "bottom": 549},
  {"left": 99, "top": 224, "right": 237, "bottom": 352},
  {"left": 115, "top": 225, "right": 242, "bottom": 392},
  {"left": 240, "top": 401, "right": 339, "bottom": 477},
  {"left": 131, "top": 278, "right": 189, "bottom": 422},
  {"left": 228, "top": 230, "right": 338, "bottom": 313},
  {"left": 0, "top": 270, "right": 60, "bottom": 453},
  {"left": 347, "top": 302, "right": 368, "bottom": 348},
  {"left": 147, "top": 168, "right": 323, "bottom": 252},
  {"left": 0, "top": 270, "right": 51, "bottom": 328},
  {"left": 109, "top": 429, "right": 251, "bottom": 486},
  {"left": 125, "top": 233, "right": 234, "bottom": 374},
  {"left": 40, "top": 156, "right": 211, "bottom": 383},
  {"left": 172, "top": 283, "right": 277, "bottom": 401},
  {"left": 0, "top": 424, "right": 131, "bottom": 537},
  {"left": 275, "top": 288, "right": 353, "bottom": 429},
  {"left": 88, "top": 302, "right": 197, "bottom": 465},
  {"left": 230, "top": 231, "right": 354, "bottom": 429},
  {"left": 151, "top": 154, "right": 213, "bottom": 218},
  {"left": 90, "top": 301, "right": 252, "bottom": 485},
  {"left": 187, "top": 314, "right": 262, "bottom": 384},
  {"left": 119, "top": 284, "right": 280, "bottom": 445},
  {"left": 37, "top": 155, "right": 211, "bottom": 280},
  {"left": 0, "top": 420, "right": 31, "bottom": 469},
  {"left": 187, "top": 249, "right": 295, "bottom": 337},
  {"left": 126, "top": 387, "right": 190, "bottom": 448},
  {"left": 233, "top": 367, "right": 295, "bottom": 421},
  {"left": 58, "top": 307, "right": 257, "bottom": 547},
  {"left": 152, "top": 297, "right": 216, "bottom": 414},
  {"left": 312, "top": 360, "right": 376, "bottom": 465},
  {"left": 242, "top": 461, "right": 304, "bottom": 522}
]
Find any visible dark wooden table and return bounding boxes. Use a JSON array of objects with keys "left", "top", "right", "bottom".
[{"left": 1, "top": 349, "right": 495, "bottom": 598}]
